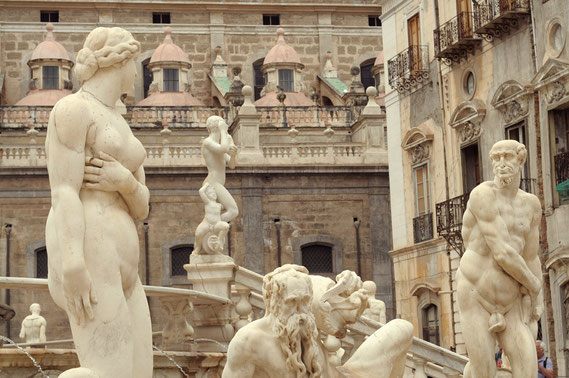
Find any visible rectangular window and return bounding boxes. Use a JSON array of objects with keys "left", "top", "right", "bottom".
[
  {"left": 263, "top": 14, "right": 280, "bottom": 26},
  {"left": 360, "top": 62, "right": 375, "bottom": 90},
  {"left": 40, "top": 10, "right": 59, "bottom": 23},
  {"left": 414, "top": 164, "right": 431, "bottom": 216},
  {"left": 506, "top": 121, "right": 529, "bottom": 181},
  {"left": 551, "top": 108, "right": 569, "bottom": 204},
  {"left": 36, "top": 249, "right": 48, "bottom": 279},
  {"left": 42, "top": 66, "right": 59, "bottom": 89},
  {"left": 368, "top": 15, "right": 381, "bottom": 27},
  {"left": 170, "top": 246, "right": 193, "bottom": 276},
  {"left": 278, "top": 69, "right": 294, "bottom": 92},
  {"left": 253, "top": 61, "right": 265, "bottom": 101},
  {"left": 163, "top": 68, "right": 179, "bottom": 92},
  {"left": 153, "top": 12, "right": 171, "bottom": 24}
]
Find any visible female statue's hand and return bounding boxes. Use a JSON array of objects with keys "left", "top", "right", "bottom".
[
  {"left": 83, "top": 152, "right": 137, "bottom": 193},
  {"left": 62, "top": 262, "right": 98, "bottom": 325}
]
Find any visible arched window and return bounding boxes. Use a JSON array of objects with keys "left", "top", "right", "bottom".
[
  {"left": 322, "top": 96, "right": 333, "bottom": 106},
  {"left": 35, "top": 247, "right": 48, "bottom": 278},
  {"left": 360, "top": 59, "right": 375, "bottom": 90},
  {"left": 301, "top": 244, "right": 333, "bottom": 274},
  {"left": 422, "top": 304, "right": 440, "bottom": 345},
  {"left": 170, "top": 245, "right": 193, "bottom": 276},
  {"left": 142, "top": 58, "right": 153, "bottom": 98},
  {"left": 253, "top": 58, "right": 265, "bottom": 101}
]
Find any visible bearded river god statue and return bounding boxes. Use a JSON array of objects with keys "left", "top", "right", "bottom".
[
  {"left": 223, "top": 265, "right": 413, "bottom": 378},
  {"left": 457, "top": 140, "right": 542, "bottom": 378}
]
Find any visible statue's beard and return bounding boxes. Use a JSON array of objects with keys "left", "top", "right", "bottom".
[
  {"left": 272, "top": 311, "right": 323, "bottom": 378},
  {"left": 494, "top": 165, "right": 516, "bottom": 187}
]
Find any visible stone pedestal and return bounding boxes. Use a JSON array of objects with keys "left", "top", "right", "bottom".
[
  {"left": 160, "top": 296, "right": 194, "bottom": 352},
  {"left": 184, "top": 254, "right": 237, "bottom": 352}
]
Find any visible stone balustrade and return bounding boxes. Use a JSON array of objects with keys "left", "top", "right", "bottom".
[
  {"left": 129, "top": 106, "right": 228, "bottom": 127},
  {"left": 0, "top": 142, "right": 370, "bottom": 168},
  {"left": 256, "top": 106, "right": 351, "bottom": 127},
  {"left": 2, "top": 107, "right": 52, "bottom": 128}
]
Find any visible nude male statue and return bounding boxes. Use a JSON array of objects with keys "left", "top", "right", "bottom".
[
  {"left": 223, "top": 265, "right": 414, "bottom": 378},
  {"left": 457, "top": 140, "right": 542, "bottom": 378},
  {"left": 19, "top": 303, "right": 46, "bottom": 344},
  {"left": 202, "top": 115, "right": 238, "bottom": 224},
  {"left": 362, "top": 280, "right": 387, "bottom": 324}
]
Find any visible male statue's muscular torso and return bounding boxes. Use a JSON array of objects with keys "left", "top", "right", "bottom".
[{"left": 460, "top": 181, "right": 541, "bottom": 309}]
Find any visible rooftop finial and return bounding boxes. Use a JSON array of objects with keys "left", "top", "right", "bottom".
[
  {"left": 276, "top": 28, "right": 285, "bottom": 42},
  {"left": 45, "top": 23, "right": 55, "bottom": 41},
  {"left": 164, "top": 27, "right": 173, "bottom": 43}
]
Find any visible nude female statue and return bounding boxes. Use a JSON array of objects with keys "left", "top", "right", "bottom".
[{"left": 45, "top": 27, "right": 152, "bottom": 378}]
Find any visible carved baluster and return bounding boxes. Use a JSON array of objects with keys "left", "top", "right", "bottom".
[
  {"left": 160, "top": 297, "right": 194, "bottom": 351},
  {"left": 233, "top": 284, "right": 252, "bottom": 331},
  {"left": 323, "top": 334, "right": 342, "bottom": 367}
]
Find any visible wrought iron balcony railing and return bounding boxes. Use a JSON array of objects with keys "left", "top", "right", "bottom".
[
  {"left": 387, "top": 45, "right": 430, "bottom": 94},
  {"left": 413, "top": 212, "right": 434, "bottom": 244},
  {"left": 474, "top": 0, "right": 530, "bottom": 41},
  {"left": 434, "top": 12, "right": 481, "bottom": 64},
  {"left": 520, "top": 177, "right": 537, "bottom": 194},
  {"left": 435, "top": 193, "right": 470, "bottom": 256}
]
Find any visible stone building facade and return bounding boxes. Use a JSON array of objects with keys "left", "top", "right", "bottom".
[
  {"left": 0, "top": 0, "right": 392, "bottom": 346},
  {"left": 380, "top": 0, "right": 569, "bottom": 375}
]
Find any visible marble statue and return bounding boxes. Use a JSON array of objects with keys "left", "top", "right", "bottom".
[
  {"left": 362, "top": 280, "right": 387, "bottom": 324},
  {"left": 19, "top": 303, "right": 46, "bottom": 344},
  {"left": 45, "top": 27, "right": 152, "bottom": 378},
  {"left": 194, "top": 115, "right": 238, "bottom": 255},
  {"left": 223, "top": 264, "right": 414, "bottom": 377},
  {"left": 457, "top": 140, "right": 542, "bottom": 378}
]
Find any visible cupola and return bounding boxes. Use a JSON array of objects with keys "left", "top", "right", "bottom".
[
  {"left": 16, "top": 23, "right": 73, "bottom": 106},
  {"left": 136, "top": 27, "right": 203, "bottom": 106},
  {"left": 255, "top": 28, "right": 312, "bottom": 106}
]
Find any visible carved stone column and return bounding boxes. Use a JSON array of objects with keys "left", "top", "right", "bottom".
[{"left": 232, "top": 85, "right": 264, "bottom": 164}]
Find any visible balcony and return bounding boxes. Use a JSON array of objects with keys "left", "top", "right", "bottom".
[
  {"left": 435, "top": 194, "right": 470, "bottom": 256},
  {"left": 434, "top": 12, "right": 481, "bottom": 65},
  {"left": 520, "top": 177, "right": 537, "bottom": 194},
  {"left": 387, "top": 45, "right": 430, "bottom": 94},
  {"left": 413, "top": 213, "right": 434, "bottom": 244},
  {"left": 474, "top": 0, "right": 530, "bottom": 41}
]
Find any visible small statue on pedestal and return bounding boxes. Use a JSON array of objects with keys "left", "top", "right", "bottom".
[
  {"left": 194, "top": 116, "right": 238, "bottom": 255},
  {"left": 19, "top": 303, "right": 46, "bottom": 345}
]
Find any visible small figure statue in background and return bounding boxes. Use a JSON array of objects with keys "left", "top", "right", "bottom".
[
  {"left": 195, "top": 116, "right": 238, "bottom": 255},
  {"left": 362, "top": 281, "right": 386, "bottom": 324},
  {"left": 19, "top": 303, "right": 46, "bottom": 344},
  {"left": 194, "top": 183, "right": 230, "bottom": 254}
]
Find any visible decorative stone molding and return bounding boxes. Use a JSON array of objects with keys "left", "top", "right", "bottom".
[
  {"left": 531, "top": 58, "right": 569, "bottom": 108},
  {"left": 449, "top": 99, "right": 486, "bottom": 146},
  {"left": 402, "top": 123, "right": 434, "bottom": 165},
  {"left": 491, "top": 80, "right": 531, "bottom": 125}
]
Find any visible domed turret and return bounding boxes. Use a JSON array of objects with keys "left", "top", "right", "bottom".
[
  {"left": 16, "top": 23, "right": 73, "bottom": 106},
  {"left": 137, "top": 27, "right": 203, "bottom": 106},
  {"left": 255, "top": 28, "right": 311, "bottom": 107}
]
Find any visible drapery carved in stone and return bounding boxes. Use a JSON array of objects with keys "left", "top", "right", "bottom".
[
  {"left": 449, "top": 100, "right": 486, "bottom": 147},
  {"left": 491, "top": 80, "right": 531, "bottom": 125},
  {"left": 402, "top": 123, "right": 434, "bottom": 165}
]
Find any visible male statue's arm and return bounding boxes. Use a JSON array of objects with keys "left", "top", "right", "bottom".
[
  {"left": 39, "top": 319, "right": 46, "bottom": 343},
  {"left": 47, "top": 99, "right": 97, "bottom": 325},
  {"left": 198, "top": 183, "right": 210, "bottom": 203},
  {"left": 19, "top": 321, "right": 25, "bottom": 339},
  {"left": 469, "top": 187, "right": 541, "bottom": 296}
]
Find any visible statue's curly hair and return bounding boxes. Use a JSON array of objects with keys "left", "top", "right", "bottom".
[
  {"left": 262, "top": 264, "right": 311, "bottom": 316},
  {"left": 75, "top": 27, "right": 140, "bottom": 82}
]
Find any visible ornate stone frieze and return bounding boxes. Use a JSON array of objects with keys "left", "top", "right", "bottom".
[
  {"left": 401, "top": 123, "right": 435, "bottom": 165},
  {"left": 547, "top": 80, "right": 568, "bottom": 104},
  {"left": 491, "top": 80, "right": 530, "bottom": 125},
  {"left": 449, "top": 100, "right": 486, "bottom": 146}
]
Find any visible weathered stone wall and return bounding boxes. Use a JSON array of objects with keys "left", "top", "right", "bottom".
[
  {"left": 0, "top": 167, "right": 389, "bottom": 343},
  {"left": 0, "top": 5, "right": 381, "bottom": 105}
]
